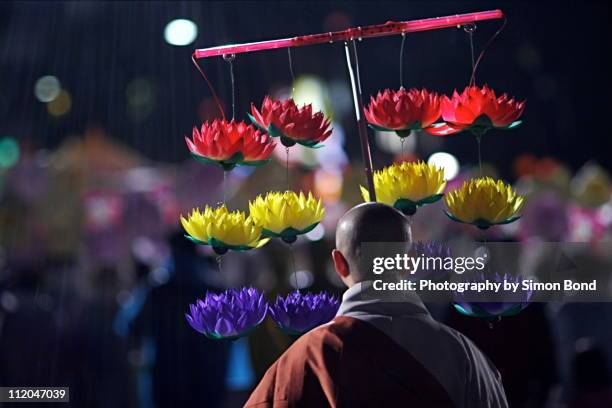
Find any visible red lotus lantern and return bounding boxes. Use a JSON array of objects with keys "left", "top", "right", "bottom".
[
  {"left": 249, "top": 96, "right": 332, "bottom": 148},
  {"left": 427, "top": 85, "right": 525, "bottom": 137},
  {"left": 185, "top": 119, "right": 276, "bottom": 171},
  {"left": 365, "top": 87, "right": 441, "bottom": 137}
]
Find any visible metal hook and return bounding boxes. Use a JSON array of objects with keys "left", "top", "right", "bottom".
[{"left": 463, "top": 23, "right": 477, "bottom": 34}]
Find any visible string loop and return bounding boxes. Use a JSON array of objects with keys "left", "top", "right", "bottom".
[
  {"left": 191, "top": 53, "right": 226, "bottom": 120},
  {"left": 467, "top": 16, "right": 507, "bottom": 86}
]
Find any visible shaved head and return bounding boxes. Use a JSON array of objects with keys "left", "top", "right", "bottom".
[{"left": 334, "top": 202, "right": 412, "bottom": 284}]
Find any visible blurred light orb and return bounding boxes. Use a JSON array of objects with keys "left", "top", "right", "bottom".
[
  {"left": 0, "top": 137, "right": 20, "bottom": 168},
  {"left": 0, "top": 291, "right": 18, "bottom": 313},
  {"left": 149, "top": 267, "right": 170, "bottom": 286},
  {"left": 293, "top": 75, "right": 326, "bottom": 113},
  {"left": 164, "top": 19, "right": 198, "bottom": 46},
  {"left": 126, "top": 78, "right": 155, "bottom": 122},
  {"left": 47, "top": 90, "right": 72, "bottom": 117},
  {"left": 305, "top": 224, "right": 325, "bottom": 241},
  {"left": 34, "top": 75, "right": 61, "bottom": 102},
  {"left": 289, "top": 270, "right": 314, "bottom": 289},
  {"left": 127, "top": 78, "right": 154, "bottom": 107},
  {"left": 375, "top": 130, "right": 416, "bottom": 154},
  {"left": 427, "top": 152, "right": 459, "bottom": 181},
  {"left": 314, "top": 168, "right": 343, "bottom": 203}
]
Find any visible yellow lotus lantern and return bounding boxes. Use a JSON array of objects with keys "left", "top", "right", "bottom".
[
  {"left": 360, "top": 161, "right": 446, "bottom": 215},
  {"left": 444, "top": 177, "right": 524, "bottom": 229},
  {"left": 180, "top": 205, "right": 269, "bottom": 254},
  {"left": 249, "top": 191, "right": 325, "bottom": 243}
]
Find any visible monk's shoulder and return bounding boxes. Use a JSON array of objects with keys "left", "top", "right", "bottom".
[
  {"left": 280, "top": 319, "right": 347, "bottom": 359},
  {"left": 292, "top": 315, "right": 371, "bottom": 345}
]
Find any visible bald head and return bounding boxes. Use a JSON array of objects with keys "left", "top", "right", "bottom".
[{"left": 334, "top": 202, "right": 412, "bottom": 284}]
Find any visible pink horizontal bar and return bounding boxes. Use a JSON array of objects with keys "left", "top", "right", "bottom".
[{"left": 194, "top": 10, "right": 503, "bottom": 58}]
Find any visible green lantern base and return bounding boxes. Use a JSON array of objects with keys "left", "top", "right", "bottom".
[
  {"left": 444, "top": 211, "right": 521, "bottom": 229},
  {"left": 191, "top": 151, "right": 271, "bottom": 170},
  {"left": 183, "top": 235, "right": 263, "bottom": 253},
  {"left": 393, "top": 194, "right": 444, "bottom": 216},
  {"left": 367, "top": 121, "right": 425, "bottom": 138},
  {"left": 262, "top": 223, "right": 319, "bottom": 244},
  {"left": 248, "top": 114, "right": 325, "bottom": 149}
]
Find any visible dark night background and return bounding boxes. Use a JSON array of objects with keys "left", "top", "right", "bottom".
[
  {"left": 1, "top": 1, "right": 611, "bottom": 178},
  {"left": 2, "top": 2, "right": 612, "bottom": 408}
]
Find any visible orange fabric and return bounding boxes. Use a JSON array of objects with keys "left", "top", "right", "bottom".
[{"left": 245, "top": 316, "right": 456, "bottom": 408}]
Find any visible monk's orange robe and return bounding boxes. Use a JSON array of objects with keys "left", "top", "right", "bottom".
[{"left": 245, "top": 316, "right": 456, "bottom": 408}]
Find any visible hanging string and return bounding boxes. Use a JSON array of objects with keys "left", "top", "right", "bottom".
[
  {"left": 286, "top": 49, "right": 295, "bottom": 191},
  {"left": 216, "top": 255, "right": 224, "bottom": 274},
  {"left": 476, "top": 135, "right": 483, "bottom": 176},
  {"left": 399, "top": 33, "right": 413, "bottom": 162},
  {"left": 223, "top": 54, "right": 236, "bottom": 120},
  {"left": 285, "top": 147, "right": 290, "bottom": 190},
  {"left": 468, "top": 16, "right": 507, "bottom": 86},
  {"left": 223, "top": 170, "right": 227, "bottom": 204},
  {"left": 462, "top": 17, "right": 507, "bottom": 175},
  {"left": 287, "top": 47, "right": 296, "bottom": 95},
  {"left": 289, "top": 244, "right": 299, "bottom": 292},
  {"left": 464, "top": 23, "right": 477, "bottom": 76},
  {"left": 191, "top": 54, "right": 226, "bottom": 120},
  {"left": 399, "top": 32, "right": 406, "bottom": 88}
]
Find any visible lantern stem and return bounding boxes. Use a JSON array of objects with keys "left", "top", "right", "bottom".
[{"left": 344, "top": 40, "right": 376, "bottom": 201}]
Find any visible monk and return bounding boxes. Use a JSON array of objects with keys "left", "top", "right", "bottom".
[{"left": 245, "top": 203, "right": 508, "bottom": 408}]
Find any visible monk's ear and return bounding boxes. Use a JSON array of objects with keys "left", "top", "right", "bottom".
[{"left": 331, "top": 249, "right": 350, "bottom": 278}]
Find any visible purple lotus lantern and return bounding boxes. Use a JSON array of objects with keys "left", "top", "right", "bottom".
[
  {"left": 270, "top": 291, "right": 340, "bottom": 335},
  {"left": 453, "top": 273, "right": 532, "bottom": 320},
  {"left": 408, "top": 241, "right": 452, "bottom": 282},
  {"left": 186, "top": 287, "right": 268, "bottom": 340}
]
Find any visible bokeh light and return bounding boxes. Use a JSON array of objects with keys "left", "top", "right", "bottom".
[
  {"left": 0, "top": 137, "right": 20, "bottom": 168},
  {"left": 375, "top": 130, "right": 416, "bottom": 154},
  {"left": 427, "top": 151, "right": 459, "bottom": 181},
  {"left": 164, "top": 19, "right": 198, "bottom": 46},
  {"left": 47, "top": 90, "right": 72, "bottom": 117},
  {"left": 305, "top": 224, "right": 325, "bottom": 241},
  {"left": 293, "top": 75, "right": 327, "bottom": 114},
  {"left": 314, "top": 168, "right": 343, "bottom": 203},
  {"left": 126, "top": 78, "right": 156, "bottom": 122},
  {"left": 34, "top": 75, "right": 61, "bottom": 103},
  {"left": 289, "top": 270, "right": 314, "bottom": 289}
]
